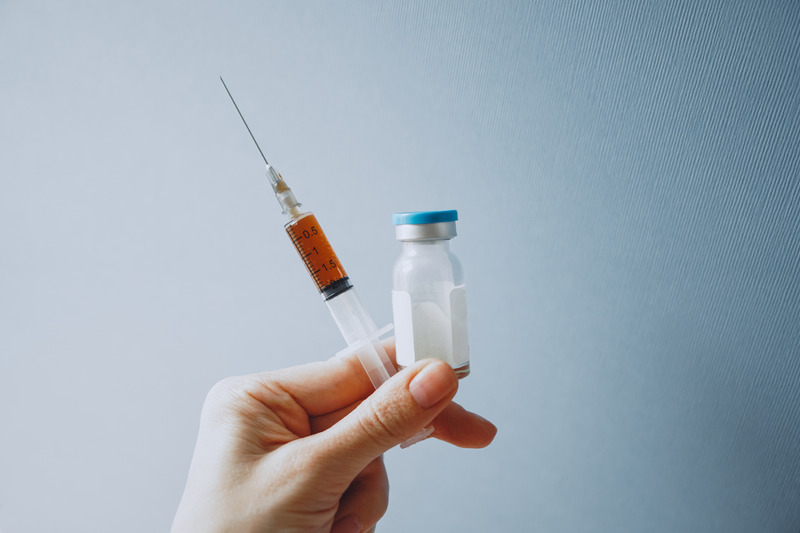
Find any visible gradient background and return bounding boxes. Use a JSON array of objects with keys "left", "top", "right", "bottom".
[{"left": 1, "top": 1, "right": 799, "bottom": 532}]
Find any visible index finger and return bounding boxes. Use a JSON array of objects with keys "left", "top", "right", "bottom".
[{"left": 253, "top": 340, "right": 397, "bottom": 417}]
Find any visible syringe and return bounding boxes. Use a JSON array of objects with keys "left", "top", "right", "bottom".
[{"left": 220, "top": 77, "right": 397, "bottom": 389}]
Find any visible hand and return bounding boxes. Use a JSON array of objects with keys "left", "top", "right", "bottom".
[{"left": 171, "top": 343, "right": 496, "bottom": 533}]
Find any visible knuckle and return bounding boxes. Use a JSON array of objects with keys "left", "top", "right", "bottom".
[
  {"left": 206, "top": 376, "right": 248, "bottom": 403},
  {"left": 203, "top": 375, "right": 263, "bottom": 419}
]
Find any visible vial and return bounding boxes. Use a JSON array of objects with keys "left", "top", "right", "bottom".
[{"left": 391, "top": 210, "right": 470, "bottom": 378}]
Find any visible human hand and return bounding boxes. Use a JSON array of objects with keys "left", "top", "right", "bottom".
[{"left": 171, "top": 343, "right": 496, "bottom": 533}]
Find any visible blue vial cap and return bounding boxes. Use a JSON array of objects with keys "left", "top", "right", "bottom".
[{"left": 392, "top": 210, "right": 458, "bottom": 225}]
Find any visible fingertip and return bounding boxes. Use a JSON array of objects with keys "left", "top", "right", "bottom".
[
  {"left": 476, "top": 418, "right": 498, "bottom": 447},
  {"left": 475, "top": 413, "right": 498, "bottom": 442},
  {"left": 429, "top": 402, "right": 499, "bottom": 448},
  {"left": 331, "top": 516, "right": 363, "bottom": 533}
]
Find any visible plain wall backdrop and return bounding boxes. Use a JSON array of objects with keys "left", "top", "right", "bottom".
[{"left": 1, "top": 1, "right": 799, "bottom": 532}]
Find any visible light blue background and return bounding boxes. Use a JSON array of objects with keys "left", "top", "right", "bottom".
[{"left": 1, "top": 1, "right": 799, "bottom": 532}]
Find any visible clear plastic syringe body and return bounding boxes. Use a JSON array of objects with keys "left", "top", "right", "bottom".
[{"left": 267, "top": 165, "right": 395, "bottom": 387}]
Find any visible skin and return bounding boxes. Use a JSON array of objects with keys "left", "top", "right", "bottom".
[{"left": 172, "top": 343, "right": 497, "bottom": 533}]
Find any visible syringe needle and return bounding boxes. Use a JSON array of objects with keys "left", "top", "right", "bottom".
[
  {"left": 221, "top": 76, "right": 303, "bottom": 217},
  {"left": 220, "top": 76, "right": 270, "bottom": 167}
]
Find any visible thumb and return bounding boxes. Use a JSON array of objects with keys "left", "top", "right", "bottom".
[{"left": 310, "top": 359, "right": 458, "bottom": 478}]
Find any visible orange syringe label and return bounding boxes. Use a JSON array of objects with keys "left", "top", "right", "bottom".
[{"left": 285, "top": 213, "right": 349, "bottom": 295}]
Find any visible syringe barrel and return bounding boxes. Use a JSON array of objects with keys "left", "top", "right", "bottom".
[
  {"left": 327, "top": 288, "right": 396, "bottom": 387},
  {"left": 326, "top": 287, "right": 378, "bottom": 344},
  {"left": 279, "top": 200, "right": 395, "bottom": 387},
  {"left": 285, "top": 212, "right": 353, "bottom": 299}
]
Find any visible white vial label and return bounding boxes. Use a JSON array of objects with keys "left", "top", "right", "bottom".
[
  {"left": 392, "top": 290, "right": 415, "bottom": 366},
  {"left": 450, "top": 285, "right": 469, "bottom": 365},
  {"left": 413, "top": 300, "right": 454, "bottom": 362},
  {"left": 392, "top": 286, "right": 469, "bottom": 368}
]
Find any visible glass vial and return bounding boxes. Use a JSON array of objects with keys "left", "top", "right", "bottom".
[{"left": 391, "top": 210, "right": 469, "bottom": 378}]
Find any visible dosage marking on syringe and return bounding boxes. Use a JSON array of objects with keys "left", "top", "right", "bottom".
[{"left": 285, "top": 214, "right": 348, "bottom": 293}]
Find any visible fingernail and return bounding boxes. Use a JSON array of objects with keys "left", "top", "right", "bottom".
[
  {"left": 332, "top": 515, "right": 363, "bottom": 533},
  {"left": 409, "top": 361, "right": 456, "bottom": 408}
]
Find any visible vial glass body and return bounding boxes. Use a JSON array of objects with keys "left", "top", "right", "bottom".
[{"left": 392, "top": 239, "right": 470, "bottom": 378}]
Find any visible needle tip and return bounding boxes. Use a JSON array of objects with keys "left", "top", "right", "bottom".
[{"left": 220, "top": 77, "right": 270, "bottom": 167}]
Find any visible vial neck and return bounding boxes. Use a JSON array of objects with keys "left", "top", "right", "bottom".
[{"left": 402, "top": 239, "right": 450, "bottom": 253}]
